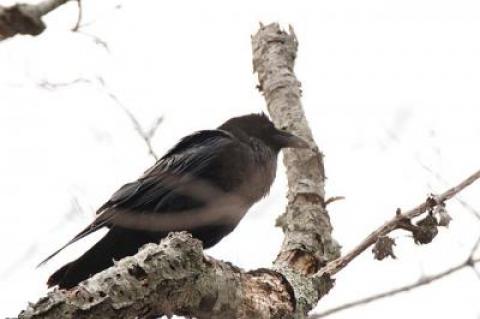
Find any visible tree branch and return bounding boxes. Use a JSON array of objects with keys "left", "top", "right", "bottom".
[
  {"left": 320, "top": 169, "right": 480, "bottom": 276},
  {"left": 312, "top": 231, "right": 480, "bottom": 318},
  {"left": 103, "top": 88, "right": 162, "bottom": 161},
  {"left": 18, "top": 233, "right": 294, "bottom": 319},
  {"left": 418, "top": 160, "right": 480, "bottom": 221},
  {"left": 71, "top": 0, "right": 81, "bottom": 32},
  {"left": 35, "top": 77, "right": 161, "bottom": 160},
  {"left": 252, "top": 22, "right": 341, "bottom": 316},
  {"left": 0, "top": 0, "right": 71, "bottom": 40},
  {"left": 311, "top": 257, "right": 480, "bottom": 318}
]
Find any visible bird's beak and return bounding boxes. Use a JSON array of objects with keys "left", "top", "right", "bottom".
[{"left": 274, "top": 130, "right": 309, "bottom": 149}]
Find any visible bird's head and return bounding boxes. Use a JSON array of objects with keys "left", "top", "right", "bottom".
[{"left": 219, "top": 113, "right": 309, "bottom": 151}]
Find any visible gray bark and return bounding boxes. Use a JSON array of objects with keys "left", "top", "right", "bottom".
[
  {"left": 252, "top": 23, "right": 341, "bottom": 316},
  {"left": 18, "top": 233, "right": 294, "bottom": 319}
]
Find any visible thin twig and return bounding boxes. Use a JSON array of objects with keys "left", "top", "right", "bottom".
[
  {"left": 96, "top": 78, "right": 162, "bottom": 161},
  {"left": 472, "top": 267, "right": 480, "bottom": 280},
  {"left": 325, "top": 196, "right": 346, "bottom": 206},
  {"left": 74, "top": 3, "right": 122, "bottom": 29},
  {"left": 322, "top": 169, "right": 480, "bottom": 275},
  {"left": 35, "top": 77, "right": 162, "bottom": 160},
  {"left": 311, "top": 256, "right": 480, "bottom": 318},
  {"left": 70, "top": 2, "right": 122, "bottom": 52},
  {"left": 103, "top": 90, "right": 162, "bottom": 161},
  {"left": 71, "top": 0, "right": 82, "bottom": 31},
  {"left": 418, "top": 161, "right": 480, "bottom": 221},
  {"left": 104, "top": 92, "right": 161, "bottom": 161},
  {"left": 468, "top": 236, "right": 480, "bottom": 278},
  {"left": 469, "top": 234, "right": 480, "bottom": 260},
  {"left": 75, "top": 30, "right": 110, "bottom": 52},
  {"left": 37, "top": 78, "right": 91, "bottom": 90}
]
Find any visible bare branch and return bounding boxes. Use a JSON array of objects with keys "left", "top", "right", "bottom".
[
  {"left": 103, "top": 89, "right": 162, "bottom": 161},
  {"left": 321, "top": 169, "right": 480, "bottom": 275},
  {"left": 71, "top": 0, "right": 81, "bottom": 32},
  {"left": 469, "top": 234, "right": 480, "bottom": 259},
  {"left": 71, "top": 3, "right": 123, "bottom": 52},
  {"left": 418, "top": 161, "right": 480, "bottom": 221},
  {"left": 311, "top": 256, "right": 480, "bottom": 318},
  {"left": 468, "top": 234, "right": 480, "bottom": 279},
  {"left": 0, "top": 0, "right": 71, "bottom": 40},
  {"left": 325, "top": 196, "right": 345, "bottom": 206},
  {"left": 35, "top": 77, "right": 161, "bottom": 160},
  {"left": 74, "top": 30, "right": 110, "bottom": 51},
  {"left": 70, "top": 2, "right": 113, "bottom": 53},
  {"left": 73, "top": 3, "right": 121, "bottom": 29},
  {"left": 471, "top": 266, "right": 480, "bottom": 280},
  {"left": 37, "top": 78, "right": 91, "bottom": 90}
]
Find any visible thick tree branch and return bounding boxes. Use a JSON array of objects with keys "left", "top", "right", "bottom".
[
  {"left": 0, "top": 0, "right": 71, "bottom": 40},
  {"left": 252, "top": 23, "right": 341, "bottom": 316},
  {"left": 18, "top": 233, "right": 294, "bottom": 319}
]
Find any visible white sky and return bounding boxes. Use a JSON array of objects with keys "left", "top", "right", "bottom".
[{"left": 1, "top": 0, "right": 479, "bottom": 318}]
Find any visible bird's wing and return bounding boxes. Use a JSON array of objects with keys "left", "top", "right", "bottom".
[
  {"left": 98, "top": 129, "right": 238, "bottom": 213},
  {"left": 38, "top": 130, "right": 239, "bottom": 266}
]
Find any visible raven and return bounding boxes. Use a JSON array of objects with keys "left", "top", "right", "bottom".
[{"left": 40, "top": 113, "right": 308, "bottom": 289}]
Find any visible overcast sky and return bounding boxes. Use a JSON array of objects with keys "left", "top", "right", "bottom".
[{"left": 1, "top": 0, "right": 479, "bottom": 318}]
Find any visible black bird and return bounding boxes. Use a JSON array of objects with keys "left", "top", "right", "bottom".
[{"left": 40, "top": 113, "right": 308, "bottom": 289}]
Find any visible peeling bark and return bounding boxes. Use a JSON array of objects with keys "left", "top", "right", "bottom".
[{"left": 0, "top": 0, "right": 70, "bottom": 40}]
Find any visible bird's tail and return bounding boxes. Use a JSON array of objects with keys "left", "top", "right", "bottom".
[
  {"left": 47, "top": 262, "right": 72, "bottom": 288},
  {"left": 47, "top": 231, "right": 115, "bottom": 289},
  {"left": 47, "top": 228, "right": 154, "bottom": 289}
]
